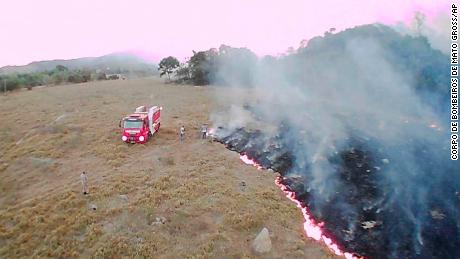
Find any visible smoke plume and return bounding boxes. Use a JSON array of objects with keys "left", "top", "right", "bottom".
[{"left": 211, "top": 23, "right": 459, "bottom": 258}]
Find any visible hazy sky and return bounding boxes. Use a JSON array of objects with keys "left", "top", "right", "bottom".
[{"left": 0, "top": 0, "right": 447, "bottom": 67}]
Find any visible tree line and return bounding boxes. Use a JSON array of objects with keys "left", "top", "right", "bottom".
[
  {"left": 0, "top": 65, "right": 111, "bottom": 92},
  {"left": 158, "top": 44, "right": 258, "bottom": 86}
]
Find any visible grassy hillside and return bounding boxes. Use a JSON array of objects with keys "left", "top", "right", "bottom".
[{"left": 0, "top": 78, "right": 334, "bottom": 258}]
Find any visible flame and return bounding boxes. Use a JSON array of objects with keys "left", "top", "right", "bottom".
[
  {"left": 239, "top": 154, "right": 263, "bottom": 170},
  {"left": 239, "top": 153, "right": 360, "bottom": 259},
  {"left": 427, "top": 123, "right": 443, "bottom": 131},
  {"left": 208, "top": 127, "right": 216, "bottom": 137},
  {"left": 275, "top": 177, "right": 360, "bottom": 259}
]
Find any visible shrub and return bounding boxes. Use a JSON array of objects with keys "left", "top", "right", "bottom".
[
  {"left": 108, "top": 74, "right": 119, "bottom": 80},
  {"left": 0, "top": 75, "right": 21, "bottom": 91},
  {"left": 96, "top": 72, "right": 107, "bottom": 80}
]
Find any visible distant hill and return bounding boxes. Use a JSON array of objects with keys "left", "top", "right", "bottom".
[{"left": 0, "top": 53, "right": 158, "bottom": 74}]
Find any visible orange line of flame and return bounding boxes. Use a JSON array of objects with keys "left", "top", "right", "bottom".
[{"left": 239, "top": 154, "right": 361, "bottom": 259}]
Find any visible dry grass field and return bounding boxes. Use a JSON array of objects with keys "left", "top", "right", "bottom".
[{"left": 0, "top": 78, "right": 334, "bottom": 258}]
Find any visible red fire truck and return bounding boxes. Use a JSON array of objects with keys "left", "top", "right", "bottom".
[{"left": 120, "top": 106, "right": 161, "bottom": 143}]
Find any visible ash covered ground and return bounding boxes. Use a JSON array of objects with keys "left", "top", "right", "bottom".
[
  {"left": 214, "top": 124, "right": 460, "bottom": 259},
  {"left": 209, "top": 24, "right": 459, "bottom": 259}
]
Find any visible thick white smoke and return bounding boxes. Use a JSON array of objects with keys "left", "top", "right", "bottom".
[
  {"left": 394, "top": 11, "right": 450, "bottom": 54},
  {"left": 211, "top": 22, "right": 457, "bottom": 257}
]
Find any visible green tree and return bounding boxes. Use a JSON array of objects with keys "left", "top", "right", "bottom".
[
  {"left": 81, "top": 70, "right": 91, "bottom": 82},
  {"left": 175, "top": 63, "right": 191, "bottom": 83},
  {"left": 96, "top": 72, "right": 107, "bottom": 80},
  {"left": 188, "top": 50, "right": 216, "bottom": 85},
  {"left": 55, "top": 65, "right": 69, "bottom": 72},
  {"left": 0, "top": 75, "right": 21, "bottom": 91},
  {"left": 158, "top": 56, "right": 179, "bottom": 80},
  {"left": 51, "top": 72, "right": 65, "bottom": 84}
]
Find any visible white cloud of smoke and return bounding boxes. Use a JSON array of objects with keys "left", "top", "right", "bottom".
[{"left": 211, "top": 22, "right": 457, "bottom": 257}]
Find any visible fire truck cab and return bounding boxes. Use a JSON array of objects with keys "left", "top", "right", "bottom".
[{"left": 120, "top": 106, "right": 161, "bottom": 144}]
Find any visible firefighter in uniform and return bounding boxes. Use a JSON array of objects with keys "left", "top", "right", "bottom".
[{"left": 201, "top": 124, "right": 208, "bottom": 139}]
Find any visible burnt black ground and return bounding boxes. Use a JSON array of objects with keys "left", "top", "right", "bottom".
[{"left": 215, "top": 127, "right": 460, "bottom": 259}]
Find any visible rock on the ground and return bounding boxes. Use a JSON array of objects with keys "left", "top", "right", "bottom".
[
  {"left": 239, "top": 180, "right": 247, "bottom": 192},
  {"left": 102, "top": 221, "right": 115, "bottom": 233},
  {"left": 252, "top": 227, "right": 272, "bottom": 253},
  {"left": 152, "top": 216, "right": 167, "bottom": 225},
  {"left": 119, "top": 194, "right": 129, "bottom": 202}
]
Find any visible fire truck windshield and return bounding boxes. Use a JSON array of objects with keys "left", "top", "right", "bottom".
[{"left": 123, "top": 120, "right": 142, "bottom": 128}]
